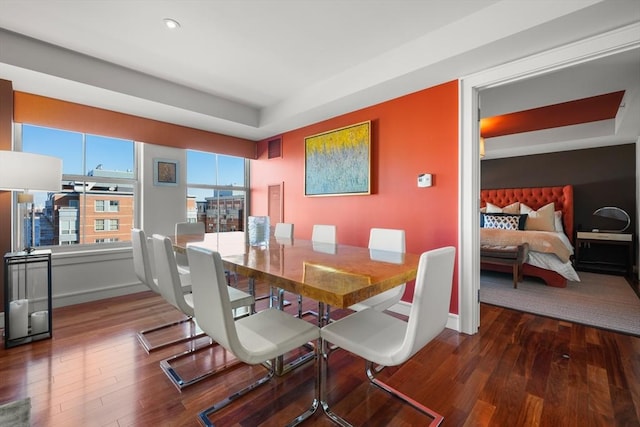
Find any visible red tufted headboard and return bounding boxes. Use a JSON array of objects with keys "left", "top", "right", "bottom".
[{"left": 480, "top": 185, "right": 574, "bottom": 244}]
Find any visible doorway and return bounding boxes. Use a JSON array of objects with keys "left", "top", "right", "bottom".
[
  {"left": 458, "top": 24, "right": 640, "bottom": 335},
  {"left": 268, "top": 182, "right": 284, "bottom": 227}
]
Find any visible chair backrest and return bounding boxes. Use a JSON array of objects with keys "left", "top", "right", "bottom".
[
  {"left": 400, "top": 246, "right": 455, "bottom": 362},
  {"left": 312, "top": 224, "right": 336, "bottom": 244},
  {"left": 152, "top": 234, "right": 194, "bottom": 316},
  {"left": 175, "top": 221, "right": 205, "bottom": 237},
  {"left": 368, "top": 227, "right": 407, "bottom": 301},
  {"left": 274, "top": 222, "right": 294, "bottom": 239},
  {"left": 131, "top": 228, "right": 159, "bottom": 294},
  {"left": 187, "top": 246, "right": 248, "bottom": 360},
  {"left": 368, "top": 228, "right": 405, "bottom": 253}
]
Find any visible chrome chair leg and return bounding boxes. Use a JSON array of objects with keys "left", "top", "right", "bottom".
[
  {"left": 198, "top": 362, "right": 273, "bottom": 426},
  {"left": 365, "top": 361, "right": 444, "bottom": 427},
  {"left": 320, "top": 322, "right": 443, "bottom": 427},
  {"left": 136, "top": 316, "right": 205, "bottom": 353},
  {"left": 198, "top": 347, "right": 319, "bottom": 427},
  {"left": 285, "top": 339, "right": 321, "bottom": 427},
  {"left": 160, "top": 339, "right": 242, "bottom": 390}
]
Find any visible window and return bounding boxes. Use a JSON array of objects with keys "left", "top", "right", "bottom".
[
  {"left": 95, "top": 238, "right": 119, "bottom": 243},
  {"left": 16, "top": 124, "right": 136, "bottom": 250},
  {"left": 95, "top": 219, "right": 119, "bottom": 232},
  {"left": 95, "top": 200, "right": 120, "bottom": 212},
  {"left": 186, "top": 150, "right": 248, "bottom": 233}
]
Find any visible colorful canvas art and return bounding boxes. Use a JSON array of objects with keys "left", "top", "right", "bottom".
[{"left": 304, "top": 121, "right": 371, "bottom": 196}]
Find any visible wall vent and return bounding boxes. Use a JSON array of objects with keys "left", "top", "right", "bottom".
[{"left": 268, "top": 137, "right": 282, "bottom": 159}]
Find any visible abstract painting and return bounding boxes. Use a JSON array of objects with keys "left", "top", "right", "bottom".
[{"left": 304, "top": 121, "right": 371, "bottom": 196}]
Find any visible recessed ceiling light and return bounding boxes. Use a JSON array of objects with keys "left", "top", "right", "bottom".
[{"left": 163, "top": 18, "right": 181, "bottom": 30}]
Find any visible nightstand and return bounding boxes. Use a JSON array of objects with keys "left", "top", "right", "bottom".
[{"left": 574, "top": 232, "right": 633, "bottom": 277}]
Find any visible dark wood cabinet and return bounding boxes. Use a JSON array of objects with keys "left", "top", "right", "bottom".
[{"left": 574, "top": 232, "right": 633, "bottom": 277}]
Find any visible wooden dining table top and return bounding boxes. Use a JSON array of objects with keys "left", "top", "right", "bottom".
[{"left": 171, "top": 232, "right": 420, "bottom": 309}]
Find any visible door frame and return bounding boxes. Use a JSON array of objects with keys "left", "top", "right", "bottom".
[
  {"left": 458, "top": 23, "right": 640, "bottom": 335},
  {"left": 267, "top": 182, "right": 284, "bottom": 225}
]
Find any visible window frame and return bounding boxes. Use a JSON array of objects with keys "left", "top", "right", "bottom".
[
  {"left": 186, "top": 149, "right": 251, "bottom": 234},
  {"left": 13, "top": 123, "right": 138, "bottom": 252}
]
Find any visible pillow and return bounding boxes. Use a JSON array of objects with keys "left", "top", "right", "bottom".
[
  {"left": 554, "top": 211, "right": 565, "bottom": 233},
  {"left": 481, "top": 213, "right": 527, "bottom": 230},
  {"left": 486, "top": 201, "right": 520, "bottom": 214},
  {"left": 520, "top": 202, "right": 555, "bottom": 232}
]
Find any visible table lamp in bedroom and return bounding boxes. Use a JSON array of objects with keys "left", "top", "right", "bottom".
[{"left": 592, "top": 206, "right": 631, "bottom": 233}]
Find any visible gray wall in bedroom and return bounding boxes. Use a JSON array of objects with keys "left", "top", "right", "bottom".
[{"left": 480, "top": 143, "right": 637, "bottom": 237}]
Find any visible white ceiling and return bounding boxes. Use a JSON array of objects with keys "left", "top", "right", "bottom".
[{"left": 0, "top": 0, "right": 639, "bottom": 154}]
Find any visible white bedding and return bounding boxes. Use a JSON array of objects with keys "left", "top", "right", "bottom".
[
  {"left": 481, "top": 228, "right": 581, "bottom": 282},
  {"left": 526, "top": 251, "right": 581, "bottom": 282},
  {"left": 525, "top": 231, "right": 580, "bottom": 281}
]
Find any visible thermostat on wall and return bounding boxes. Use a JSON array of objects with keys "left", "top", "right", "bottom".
[{"left": 417, "top": 173, "right": 432, "bottom": 187}]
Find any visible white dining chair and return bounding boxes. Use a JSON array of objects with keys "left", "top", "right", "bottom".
[
  {"left": 186, "top": 245, "right": 320, "bottom": 427},
  {"left": 349, "top": 228, "right": 406, "bottom": 312},
  {"left": 311, "top": 224, "right": 336, "bottom": 244},
  {"left": 269, "top": 222, "right": 295, "bottom": 307},
  {"left": 176, "top": 221, "right": 238, "bottom": 285},
  {"left": 274, "top": 222, "right": 294, "bottom": 240},
  {"left": 152, "top": 234, "right": 254, "bottom": 389},
  {"left": 174, "top": 221, "right": 205, "bottom": 273},
  {"left": 320, "top": 246, "right": 456, "bottom": 427},
  {"left": 297, "top": 224, "right": 337, "bottom": 320},
  {"left": 132, "top": 228, "right": 197, "bottom": 352}
]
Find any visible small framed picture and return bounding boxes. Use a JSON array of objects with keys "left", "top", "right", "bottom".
[{"left": 153, "top": 158, "right": 178, "bottom": 186}]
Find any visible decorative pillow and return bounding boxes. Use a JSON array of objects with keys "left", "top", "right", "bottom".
[
  {"left": 554, "top": 211, "right": 565, "bottom": 233},
  {"left": 481, "top": 213, "right": 527, "bottom": 230},
  {"left": 520, "top": 202, "right": 555, "bottom": 232},
  {"left": 486, "top": 201, "right": 520, "bottom": 214}
]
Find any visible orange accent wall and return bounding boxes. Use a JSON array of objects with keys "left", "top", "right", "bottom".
[
  {"left": 481, "top": 91, "right": 624, "bottom": 138},
  {"left": 251, "top": 80, "right": 460, "bottom": 313},
  {"left": 13, "top": 92, "right": 257, "bottom": 159},
  {"left": 0, "top": 79, "right": 13, "bottom": 306}
]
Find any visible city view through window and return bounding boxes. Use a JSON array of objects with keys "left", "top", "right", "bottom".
[
  {"left": 186, "top": 150, "right": 248, "bottom": 234},
  {"left": 16, "top": 124, "right": 247, "bottom": 251}
]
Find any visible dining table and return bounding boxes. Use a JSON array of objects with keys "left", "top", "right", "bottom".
[
  {"left": 172, "top": 230, "right": 422, "bottom": 424},
  {"left": 171, "top": 231, "right": 420, "bottom": 312}
]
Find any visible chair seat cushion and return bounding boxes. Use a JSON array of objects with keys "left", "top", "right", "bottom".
[
  {"left": 227, "top": 286, "right": 254, "bottom": 309},
  {"left": 348, "top": 284, "right": 405, "bottom": 312},
  {"left": 178, "top": 272, "right": 192, "bottom": 293},
  {"left": 235, "top": 309, "right": 318, "bottom": 364},
  {"left": 321, "top": 308, "right": 409, "bottom": 366}
]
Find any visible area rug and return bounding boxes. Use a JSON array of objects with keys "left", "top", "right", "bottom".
[
  {"left": 0, "top": 397, "right": 30, "bottom": 427},
  {"left": 480, "top": 271, "right": 640, "bottom": 336}
]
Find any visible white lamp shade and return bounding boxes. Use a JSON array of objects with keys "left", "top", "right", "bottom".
[{"left": 0, "top": 151, "right": 62, "bottom": 192}]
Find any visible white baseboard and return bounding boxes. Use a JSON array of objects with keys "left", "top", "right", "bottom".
[
  {"left": 388, "top": 301, "right": 460, "bottom": 332},
  {"left": 52, "top": 282, "right": 148, "bottom": 308}
]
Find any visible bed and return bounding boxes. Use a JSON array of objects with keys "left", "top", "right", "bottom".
[{"left": 480, "top": 185, "right": 580, "bottom": 288}]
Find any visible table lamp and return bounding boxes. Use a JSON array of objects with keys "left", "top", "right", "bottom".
[
  {"left": 592, "top": 206, "right": 631, "bottom": 233},
  {"left": 0, "top": 151, "right": 63, "bottom": 253}
]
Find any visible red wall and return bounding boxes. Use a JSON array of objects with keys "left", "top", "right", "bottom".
[{"left": 251, "top": 80, "right": 460, "bottom": 313}]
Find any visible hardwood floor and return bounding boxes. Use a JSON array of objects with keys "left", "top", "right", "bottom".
[{"left": 1, "top": 279, "right": 639, "bottom": 426}]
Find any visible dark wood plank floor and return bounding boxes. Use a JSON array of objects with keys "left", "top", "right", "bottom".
[{"left": 1, "top": 279, "right": 639, "bottom": 426}]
